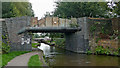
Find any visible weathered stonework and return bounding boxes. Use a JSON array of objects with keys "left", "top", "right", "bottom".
[
  {"left": 65, "top": 32, "right": 86, "bottom": 53},
  {"left": 5, "top": 16, "right": 32, "bottom": 51},
  {"left": 65, "top": 17, "right": 89, "bottom": 53},
  {"left": 0, "top": 20, "right": 2, "bottom": 54},
  {"left": 2, "top": 20, "right": 9, "bottom": 45}
]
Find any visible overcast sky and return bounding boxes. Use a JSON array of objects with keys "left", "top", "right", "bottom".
[{"left": 29, "top": 0, "right": 56, "bottom": 19}]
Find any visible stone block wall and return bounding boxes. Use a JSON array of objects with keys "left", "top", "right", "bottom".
[
  {"left": 65, "top": 32, "right": 86, "bottom": 53},
  {"left": 2, "top": 20, "right": 9, "bottom": 45},
  {"left": 0, "top": 20, "right": 2, "bottom": 54},
  {"left": 5, "top": 16, "right": 32, "bottom": 51},
  {"left": 65, "top": 17, "right": 89, "bottom": 53}
]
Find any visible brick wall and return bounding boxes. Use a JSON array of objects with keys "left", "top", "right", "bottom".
[
  {"left": 88, "top": 17, "right": 120, "bottom": 51},
  {"left": 98, "top": 39, "right": 118, "bottom": 49}
]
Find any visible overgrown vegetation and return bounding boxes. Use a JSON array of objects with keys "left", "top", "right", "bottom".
[
  {"left": 95, "top": 46, "right": 110, "bottom": 55},
  {"left": 70, "top": 23, "right": 79, "bottom": 28},
  {"left": 87, "top": 46, "right": 119, "bottom": 56},
  {"left": 90, "top": 21, "right": 113, "bottom": 38},
  {"left": 86, "top": 49, "right": 92, "bottom": 55},
  {"left": 2, "top": 51, "right": 30, "bottom": 67},
  {"left": 33, "top": 33, "right": 40, "bottom": 38},
  {"left": 88, "top": 19, "right": 119, "bottom": 56},
  {"left": 28, "top": 55, "right": 42, "bottom": 68},
  {"left": 46, "top": 38, "right": 65, "bottom": 48},
  {"left": 53, "top": 38, "right": 65, "bottom": 48},
  {"left": 32, "top": 43, "right": 39, "bottom": 48},
  {"left": 2, "top": 35, "right": 10, "bottom": 54},
  {"left": 2, "top": 42, "right": 10, "bottom": 54}
]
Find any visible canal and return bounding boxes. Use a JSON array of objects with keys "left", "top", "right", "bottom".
[{"left": 38, "top": 43, "right": 120, "bottom": 67}]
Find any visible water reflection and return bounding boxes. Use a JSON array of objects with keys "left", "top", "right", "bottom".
[{"left": 38, "top": 43, "right": 120, "bottom": 66}]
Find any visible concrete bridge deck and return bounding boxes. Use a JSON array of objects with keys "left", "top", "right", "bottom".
[{"left": 18, "top": 27, "right": 81, "bottom": 34}]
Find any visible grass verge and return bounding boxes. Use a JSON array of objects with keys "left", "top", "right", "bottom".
[
  {"left": 2, "top": 51, "right": 30, "bottom": 67},
  {"left": 28, "top": 55, "right": 42, "bottom": 68},
  {"left": 0, "top": 55, "right": 2, "bottom": 68}
]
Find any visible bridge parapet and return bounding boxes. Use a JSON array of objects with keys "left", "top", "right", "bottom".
[{"left": 30, "top": 16, "right": 77, "bottom": 28}]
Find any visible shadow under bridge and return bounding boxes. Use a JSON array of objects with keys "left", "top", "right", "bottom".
[{"left": 17, "top": 27, "right": 81, "bottom": 34}]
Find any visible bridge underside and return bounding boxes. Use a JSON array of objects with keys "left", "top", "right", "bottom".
[{"left": 18, "top": 27, "right": 81, "bottom": 34}]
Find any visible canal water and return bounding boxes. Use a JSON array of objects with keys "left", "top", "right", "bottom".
[{"left": 38, "top": 43, "right": 120, "bottom": 66}]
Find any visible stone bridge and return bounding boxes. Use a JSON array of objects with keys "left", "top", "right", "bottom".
[{"left": 2, "top": 16, "right": 90, "bottom": 53}]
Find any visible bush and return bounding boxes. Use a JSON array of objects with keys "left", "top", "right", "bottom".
[
  {"left": 94, "top": 46, "right": 119, "bottom": 56},
  {"left": 54, "top": 38, "right": 65, "bottom": 48},
  {"left": 87, "top": 50, "right": 92, "bottom": 55},
  {"left": 2, "top": 42, "right": 10, "bottom": 54},
  {"left": 95, "top": 46, "right": 105, "bottom": 55},
  {"left": 2, "top": 35, "right": 10, "bottom": 54}
]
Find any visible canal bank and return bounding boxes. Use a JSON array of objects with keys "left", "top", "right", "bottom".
[
  {"left": 42, "top": 40, "right": 120, "bottom": 57},
  {"left": 38, "top": 43, "right": 120, "bottom": 67}
]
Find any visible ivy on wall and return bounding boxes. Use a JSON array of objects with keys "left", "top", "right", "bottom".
[
  {"left": 88, "top": 19, "right": 119, "bottom": 56},
  {"left": 2, "top": 35, "right": 10, "bottom": 54},
  {"left": 89, "top": 21, "right": 113, "bottom": 39}
]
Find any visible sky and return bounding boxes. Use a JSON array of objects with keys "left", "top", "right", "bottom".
[{"left": 29, "top": 0, "right": 56, "bottom": 19}]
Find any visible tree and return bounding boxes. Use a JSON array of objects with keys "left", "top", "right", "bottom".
[
  {"left": 53, "top": 2, "right": 108, "bottom": 18},
  {"left": 34, "top": 33, "right": 40, "bottom": 38},
  {"left": 2, "top": 2, "right": 34, "bottom": 18},
  {"left": 49, "top": 33, "right": 64, "bottom": 38},
  {"left": 114, "top": 2, "right": 120, "bottom": 17}
]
